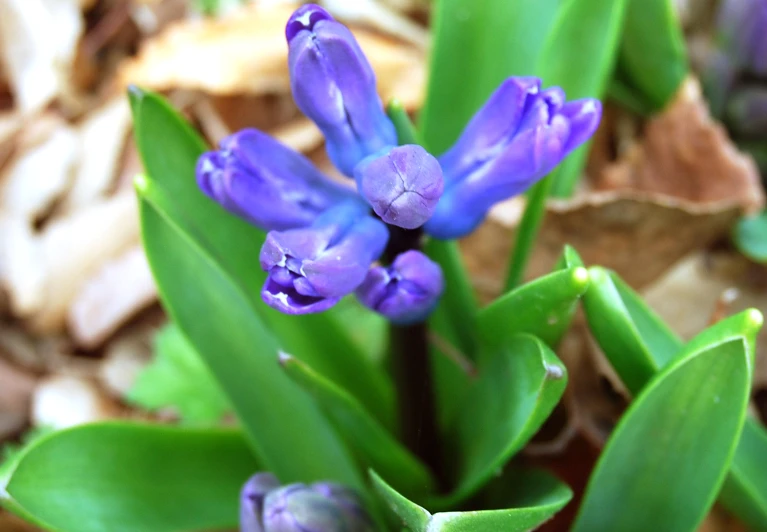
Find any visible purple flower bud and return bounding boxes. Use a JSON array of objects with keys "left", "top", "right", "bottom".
[
  {"left": 726, "top": 86, "right": 767, "bottom": 137},
  {"left": 241, "top": 473, "right": 281, "bottom": 532},
  {"left": 260, "top": 201, "right": 389, "bottom": 315},
  {"left": 424, "top": 77, "right": 601, "bottom": 239},
  {"left": 286, "top": 4, "right": 397, "bottom": 176},
  {"left": 262, "top": 482, "right": 374, "bottom": 532},
  {"left": 355, "top": 250, "right": 443, "bottom": 324},
  {"left": 354, "top": 145, "right": 444, "bottom": 229},
  {"left": 196, "top": 129, "right": 357, "bottom": 232}
]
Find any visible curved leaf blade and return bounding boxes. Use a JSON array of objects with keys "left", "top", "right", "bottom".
[
  {"left": 573, "top": 312, "right": 759, "bottom": 531},
  {"left": 279, "top": 354, "right": 436, "bottom": 498},
  {"left": 734, "top": 210, "right": 767, "bottom": 263},
  {"left": 720, "top": 419, "right": 767, "bottom": 531},
  {"left": 478, "top": 267, "right": 589, "bottom": 355},
  {"left": 449, "top": 335, "right": 567, "bottom": 504},
  {"left": 6, "top": 423, "right": 259, "bottom": 532}
]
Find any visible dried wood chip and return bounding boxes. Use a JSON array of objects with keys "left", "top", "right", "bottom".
[
  {"left": 32, "top": 374, "right": 120, "bottom": 429},
  {"left": 69, "top": 246, "right": 157, "bottom": 349},
  {"left": 62, "top": 97, "right": 132, "bottom": 211},
  {"left": 120, "top": 2, "right": 425, "bottom": 109},
  {"left": 595, "top": 78, "right": 765, "bottom": 214},
  {"left": 0, "top": 0, "right": 83, "bottom": 114},
  {"left": 1, "top": 126, "right": 79, "bottom": 219},
  {"left": 98, "top": 327, "right": 153, "bottom": 398}
]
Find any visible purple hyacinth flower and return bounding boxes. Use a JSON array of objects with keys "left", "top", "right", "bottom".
[
  {"left": 262, "top": 482, "right": 374, "bottom": 532},
  {"left": 356, "top": 250, "right": 444, "bottom": 324},
  {"left": 241, "top": 473, "right": 281, "bottom": 532},
  {"left": 260, "top": 201, "right": 389, "bottom": 315},
  {"left": 354, "top": 145, "right": 444, "bottom": 229},
  {"left": 196, "top": 129, "right": 357, "bottom": 232},
  {"left": 424, "top": 77, "right": 601, "bottom": 239},
  {"left": 286, "top": 4, "right": 397, "bottom": 176}
]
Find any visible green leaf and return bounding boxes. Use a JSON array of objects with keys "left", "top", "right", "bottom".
[
  {"left": 583, "top": 270, "right": 767, "bottom": 529},
  {"left": 582, "top": 267, "right": 682, "bottom": 394},
  {"left": 720, "top": 419, "right": 767, "bottom": 531},
  {"left": 536, "top": 0, "right": 629, "bottom": 197},
  {"left": 448, "top": 335, "right": 567, "bottom": 504},
  {"left": 131, "top": 89, "right": 393, "bottom": 427},
  {"left": 617, "top": 0, "right": 687, "bottom": 110},
  {"left": 734, "top": 210, "right": 767, "bottom": 263},
  {"left": 5, "top": 423, "right": 259, "bottom": 532},
  {"left": 478, "top": 266, "right": 589, "bottom": 356},
  {"left": 573, "top": 312, "right": 760, "bottom": 532},
  {"left": 371, "top": 469, "right": 571, "bottom": 532},
  {"left": 420, "top": 0, "right": 563, "bottom": 155},
  {"left": 128, "top": 323, "right": 230, "bottom": 424},
  {"left": 279, "top": 354, "right": 436, "bottom": 498},
  {"left": 138, "top": 182, "right": 361, "bottom": 486}
]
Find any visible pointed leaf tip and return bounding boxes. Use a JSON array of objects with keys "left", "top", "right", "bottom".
[
  {"left": 572, "top": 266, "right": 589, "bottom": 286},
  {"left": 133, "top": 174, "right": 150, "bottom": 193},
  {"left": 277, "top": 351, "right": 293, "bottom": 366}
]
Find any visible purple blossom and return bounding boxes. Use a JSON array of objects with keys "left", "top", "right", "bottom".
[
  {"left": 354, "top": 145, "right": 444, "bottom": 229},
  {"left": 286, "top": 4, "right": 397, "bottom": 176},
  {"left": 424, "top": 77, "right": 602, "bottom": 239},
  {"left": 197, "top": 129, "right": 357, "bottom": 232},
  {"left": 716, "top": 0, "right": 767, "bottom": 76},
  {"left": 240, "top": 473, "right": 374, "bottom": 532},
  {"left": 356, "top": 250, "right": 444, "bottom": 324},
  {"left": 260, "top": 202, "right": 388, "bottom": 315}
]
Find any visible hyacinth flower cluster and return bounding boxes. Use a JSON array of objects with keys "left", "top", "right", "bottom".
[
  {"left": 196, "top": 4, "right": 601, "bottom": 323},
  {"left": 239, "top": 473, "right": 374, "bottom": 532}
]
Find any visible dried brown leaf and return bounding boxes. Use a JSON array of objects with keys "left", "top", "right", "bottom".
[{"left": 595, "top": 78, "right": 765, "bottom": 214}]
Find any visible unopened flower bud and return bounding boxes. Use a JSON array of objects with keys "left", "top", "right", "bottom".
[
  {"left": 286, "top": 4, "right": 397, "bottom": 176},
  {"left": 240, "top": 473, "right": 281, "bottom": 532},
  {"left": 356, "top": 250, "right": 443, "bottom": 324},
  {"left": 354, "top": 145, "right": 444, "bottom": 229},
  {"left": 197, "top": 129, "right": 356, "bottom": 231}
]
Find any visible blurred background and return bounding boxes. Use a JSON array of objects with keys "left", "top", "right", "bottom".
[{"left": 0, "top": 0, "right": 766, "bottom": 530}]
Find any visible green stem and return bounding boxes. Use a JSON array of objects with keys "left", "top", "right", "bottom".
[{"left": 504, "top": 174, "right": 553, "bottom": 291}]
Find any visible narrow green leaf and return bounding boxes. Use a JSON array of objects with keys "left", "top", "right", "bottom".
[
  {"left": 536, "top": 0, "right": 629, "bottom": 197},
  {"left": 371, "top": 469, "right": 571, "bottom": 532},
  {"left": 279, "top": 354, "right": 436, "bottom": 498},
  {"left": 448, "top": 335, "right": 567, "bottom": 504},
  {"left": 128, "top": 323, "right": 230, "bottom": 424},
  {"left": 387, "top": 99, "right": 420, "bottom": 146},
  {"left": 420, "top": 0, "right": 563, "bottom": 154},
  {"left": 734, "top": 210, "right": 767, "bottom": 263},
  {"left": 618, "top": 0, "right": 687, "bottom": 110},
  {"left": 131, "top": 90, "right": 393, "bottom": 427},
  {"left": 6, "top": 423, "right": 259, "bottom": 532},
  {"left": 478, "top": 266, "right": 589, "bottom": 356},
  {"left": 139, "top": 186, "right": 361, "bottom": 486},
  {"left": 573, "top": 313, "right": 759, "bottom": 531}
]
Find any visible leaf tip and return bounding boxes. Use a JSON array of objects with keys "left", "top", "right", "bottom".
[
  {"left": 386, "top": 98, "right": 404, "bottom": 114},
  {"left": 572, "top": 266, "right": 589, "bottom": 287},
  {"left": 277, "top": 351, "right": 293, "bottom": 367},
  {"left": 134, "top": 174, "right": 150, "bottom": 194},
  {"left": 745, "top": 308, "right": 763, "bottom": 332}
]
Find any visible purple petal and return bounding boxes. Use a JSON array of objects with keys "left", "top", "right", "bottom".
[
  {"left": 559, "top": 98, "right": 602, "bottom": 155},
  {"left": 355, "top": 250, "right": 443, "bottom": 324},
  {"left": 240, "top": 473, "right": 281, "bottom": 532},
  {"left": 355, "top": 145, "right": 444, "bottom": 229},
  {"left": 263, "top": 484, "right": 347, "bottom": 532},
  {"left": 285, "top": 4, "right": 333, "bottom": 42}
]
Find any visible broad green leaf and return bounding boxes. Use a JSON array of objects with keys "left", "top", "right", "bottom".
[
  {"left": 734, "top": 210, "right": 767, "bottom": 263},
  {"left": 128, "top": 323, "right": 230, "bottom": 424},
  {"left": 720, "top": 419, "right": 767, "bottom": 531},
  {"left": 584, "top": 270, "right": 767, "bottom": 529},
  {"left": 420, "top": 0, "right": 563, "bottom": 154},
  {"left": 279, "top": 354, "right": 436, "bottom": 498},
  {"left": 139, "top": 182, "right": 361, "bottom": 486},
  {"left": 618, "top": 0, "right": 687, "bottom": 110},
  {"left": 478, "top": 267, "right": 589, "bottom": 357},
  {"left": 582, "top": 266, "right": 682, "bottom": 394},
  {"left": 573, "top": 313, "right": 759, "bottom": 531},
  {"left": 448, "top": 335, "right": 567, "bottom": 504},
  {"left": 1, "top": 428, "right": 54, "bottom": 528},
  {"left": 536, "top": 0, "right": 629, "bottom": 197},
  {"left": 371, "top": 470, "right": 571, "bottom": 532},
  {"left": 6, "top": 423, "right": 259, "bottom": 532},
  {"left": 131, "top": 89, "right": 392, "bottom": 426}
]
